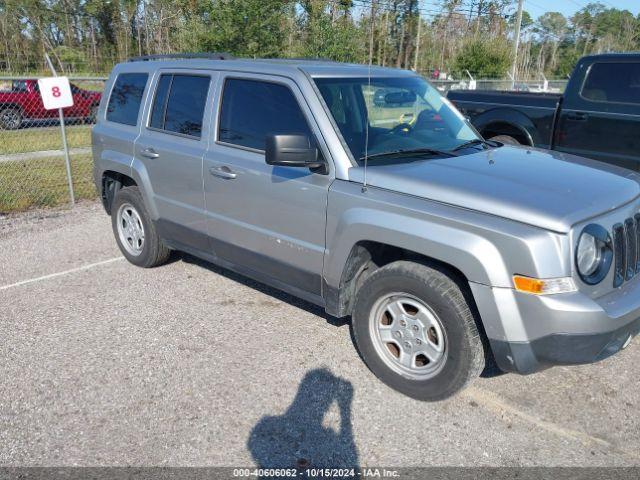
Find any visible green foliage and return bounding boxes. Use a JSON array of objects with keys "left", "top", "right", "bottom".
[
  {"left": 553, "top": 49, "right": 581, "bottom": 78},
  {"left": 1, "top": 0, "right": 639, "bottom": 79},
  {"left": 195, "top": 0, "right": 290, "bottom": 58},
  {"left": 300, "top": 11, "right": 364, "bottom": 62},
  {"left": 452, "top": 39, "right": 512, "bottom": 78}
]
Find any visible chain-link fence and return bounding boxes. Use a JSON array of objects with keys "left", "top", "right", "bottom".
[
  {"left": 431, "top": 78, "right": 568, "bottom": 94},
  {"left": 0, "top": 77, "right": 106, "bottom": 213}
]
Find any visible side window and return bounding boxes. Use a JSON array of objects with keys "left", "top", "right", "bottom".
[
  {"left": 106, "top": 73, "right": 148, "bottom": 126},
  {"left": 219, "top": 78, "right": 313, "bottom": 150},
  {"left": 150, "top": 75, "right": 172, "bottom": 129},
  {"left": 12, "top": 80, "right": 28, "bottom": 92},
  {"left": 581, "top": 62, "right": 640, "bottom": 105},
  {"left": 149, "top": 74, "right": 209, "bottom": 138}
]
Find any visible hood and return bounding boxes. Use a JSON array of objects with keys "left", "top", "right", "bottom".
[{"left": 349, "top": 146, "right": 640, "bottom": 233}]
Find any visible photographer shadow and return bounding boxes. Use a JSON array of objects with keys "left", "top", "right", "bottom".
[{"left": 247, "top": 368, "right": 359, "bottom": 471}]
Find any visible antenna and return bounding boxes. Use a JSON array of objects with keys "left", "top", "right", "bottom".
[{"left": 363, "top": 1, "right": 376, "bottom": 193}]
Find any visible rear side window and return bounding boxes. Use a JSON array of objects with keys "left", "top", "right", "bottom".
[
  {"left": 12, "top": 80, "right": 28, "bottom": 92},
  {"left": 149, "top": 74, "right": 210, "bottom": 138},
  {"left": 581, "top": 62, "right": 640, "bottom": 105},
  {"left": 107, "top": 73, "right": 148, "bottom": 126},
  {"left": 218, "top": 78, "right": 312, "bottom": 150}
]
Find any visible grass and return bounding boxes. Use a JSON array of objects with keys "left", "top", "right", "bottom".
[
  {"left": 0, "top": 153, "right": 97, "bottom": 213},
  {"left": 0, "top": 125, "right": 92, "bottom": 155}
]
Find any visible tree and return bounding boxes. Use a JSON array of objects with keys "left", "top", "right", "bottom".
[
  {"left": 534, "top": 12, "right": 567, "bottom": 72},
  {"left": 195, "top": 0, "right": 289, "bottom": 58},
  {"left": 452, "top": 37, "right": 511, "bottom": 78}
]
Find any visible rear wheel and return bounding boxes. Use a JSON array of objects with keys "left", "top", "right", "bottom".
[
  {"left": 0, "top": 107, "right": 22, "bottom": 130},
  {"left": 352, "top": 261, "right": 485, "bottom": 401},
  {"left": 488, "top": 134, "right": 520, "bottom": 145},
  {"left": 111, "top": 186, "right": 170, "bottom": 268}
]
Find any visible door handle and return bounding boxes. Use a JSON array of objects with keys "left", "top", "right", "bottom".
[
  {"left": 209, "top": 165, "right": 237, "bottom": 179},
  {"left": 140, "top": 147, "right": 160, "bottom": 159},
  {"left": 566, "top": 112, "right": 588, "bottom": 122}
]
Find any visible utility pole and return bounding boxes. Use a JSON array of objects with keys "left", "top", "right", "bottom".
[
  {"left": 369, "top": 0, "right": 377, "bottom": 66},
  {"left": 413, "top": 4, "right": 422, "bottom": 72},
  {"left": 510, "top": 0, "right": 524, "bottom": 89}
]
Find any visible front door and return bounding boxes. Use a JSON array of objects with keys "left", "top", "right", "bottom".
[
  {"left": 134, "top": 70, "right": 218, "bottom": 251},
  {"left": 555, "top": 60, "right": 640, "bottom": 171},
  {"left": 203, "top": 74, "right": 333, "bottom": 300}
]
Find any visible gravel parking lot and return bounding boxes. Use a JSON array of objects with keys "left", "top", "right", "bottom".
[{"left": 1, "top": 202, "right": 639, "bottom": 468}]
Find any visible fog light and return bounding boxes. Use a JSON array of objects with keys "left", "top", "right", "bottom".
[{"left": 513, "top": 275, "right": 577, "bottom": 295}]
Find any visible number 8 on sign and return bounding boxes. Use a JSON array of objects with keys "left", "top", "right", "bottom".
[{"left": 37, "top": 76, "right": 74, "bottom": 110}]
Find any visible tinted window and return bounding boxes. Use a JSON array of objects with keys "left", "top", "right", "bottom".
[
  {"left": 164, "top": 75, "right": 209, "bottom": 137},
  {"left": 219, "top": 79, "right": 312, "bottom": 150},
  {"left": 150, "top": 75, "right": 172, "bottom": 129},
  {"left": 12, "top": 80, "right": 28, "bottom": 92},
  {"left": 107, "top": 73, "right": 148, "bottom": 126},
  {"left": 582, "top": 62, "right": 640, "bottom": 105},
  {"left": 148, "top": 74, "right": 209, "bottom": 137}
]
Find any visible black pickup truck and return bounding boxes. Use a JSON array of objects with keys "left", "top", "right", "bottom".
[{"left": 447, "top": 53, "right": 640, "bottom": 171}]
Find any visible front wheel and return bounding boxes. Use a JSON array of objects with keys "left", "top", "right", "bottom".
[
  {"left": 352, "top": 261, "right": 486, "bottom": 401},
  {"left": 111, "top": 186, "right": 171, "bottom": 268}
]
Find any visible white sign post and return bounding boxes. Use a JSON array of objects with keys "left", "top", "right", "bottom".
[{"left": 40, "top": 54, "right": 75, "bottom": 206}]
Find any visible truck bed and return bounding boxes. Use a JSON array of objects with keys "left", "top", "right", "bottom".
[{"left": 447, "top": 90, "right": 561, "bottom": 109}]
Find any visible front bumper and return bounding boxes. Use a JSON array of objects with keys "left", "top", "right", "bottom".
[
  {"left": 490, "top": 316, "right": 640, "bottom": 374},
  {"left": 470, "top": 276, "right": 640, "bottom": 374}
]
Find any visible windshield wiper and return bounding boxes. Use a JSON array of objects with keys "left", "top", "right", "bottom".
[
  {"left": 451, "top": 138, "right": 498, "bottom": 152},
  {"left": 359, "top": 147, "right": 457, "bottom": 162}
]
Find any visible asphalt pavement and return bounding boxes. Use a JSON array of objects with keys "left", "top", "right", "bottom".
[{"left": 1, "top": 202, "right": 639, "bottom": 467}]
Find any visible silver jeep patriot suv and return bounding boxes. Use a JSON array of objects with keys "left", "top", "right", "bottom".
[{"left": 93, "top": 53, "right": 640, "bottom": 401}]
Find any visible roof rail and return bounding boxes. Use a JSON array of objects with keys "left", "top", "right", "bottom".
[{"left": 128, "top": 52, "right": 233, "bottom": 62}]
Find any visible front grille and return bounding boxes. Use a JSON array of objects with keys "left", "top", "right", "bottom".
[
  {"left": 636, "top": 213, "right": 640, "bottom": 273},
  {"left": 613, "top": 223, "right": 625, "bottom": 288},
  {"left": 612, "top": 217, "right": 639, "bottom": 288},
  {"left": 625, "top": 218, "right": 637, "bottom": 281}
]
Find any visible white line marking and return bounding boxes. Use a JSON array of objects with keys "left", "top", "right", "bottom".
[{"left": 0, "top": 257, "right": 124, "bottom": 291}]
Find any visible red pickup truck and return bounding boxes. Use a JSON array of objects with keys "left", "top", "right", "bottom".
[{"left": 0, "top": 79, "right": 102, "bottom": 130}]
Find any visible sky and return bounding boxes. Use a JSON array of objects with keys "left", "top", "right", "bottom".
[{"left": 522, "top": 0, "right": 640, "bottom": 18}]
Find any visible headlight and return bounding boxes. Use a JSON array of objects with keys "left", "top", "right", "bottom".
[{"left": 576, "top": 224, "right": 613, "bottom": 285}]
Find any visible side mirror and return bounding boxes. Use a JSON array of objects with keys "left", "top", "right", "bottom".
[{"left": 265, "top": 134, "right": 324, "bottom": 169}]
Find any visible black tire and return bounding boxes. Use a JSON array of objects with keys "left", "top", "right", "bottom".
[
  {"left": 0, "top": 107, "right": 22, "bottom": 130},
  {"left": 488, "top": 134, "right": 520, "bottom": 145},
  {"left": 352, "top": 260, "right": 485, "bottom": 401},
  {"left": 111, "top": 186, "right": 171, "bottom": 268}
]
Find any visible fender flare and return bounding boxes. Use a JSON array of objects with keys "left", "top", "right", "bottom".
[
  {"left": 324, "top": 210, "right": 512, "bottom": 292},
  {"left": 130, "top": 158, "right": 160, "bottom": 220}
]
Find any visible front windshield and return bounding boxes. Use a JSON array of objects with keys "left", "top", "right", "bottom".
[{"left": 314, "top": 76, "right": 480, "bottom": 164}]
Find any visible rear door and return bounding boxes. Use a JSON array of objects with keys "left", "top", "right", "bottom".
[
  {"left": 555, "top": 60, "right": 640, "bottom": 171},
  {"left": 203, "top": 74, "right": 333, "bottom": 301},
  {"left": 134, "top": 70, "right": 218, "bottom": 252}
]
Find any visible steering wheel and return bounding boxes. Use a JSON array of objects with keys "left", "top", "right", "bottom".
[{"left": 389, "top": 122, "right": 413, "bottom": 136}]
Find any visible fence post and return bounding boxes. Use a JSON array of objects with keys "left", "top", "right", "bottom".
[{"left": 44, "top": 54, "right": 75, "bottom": 207}]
